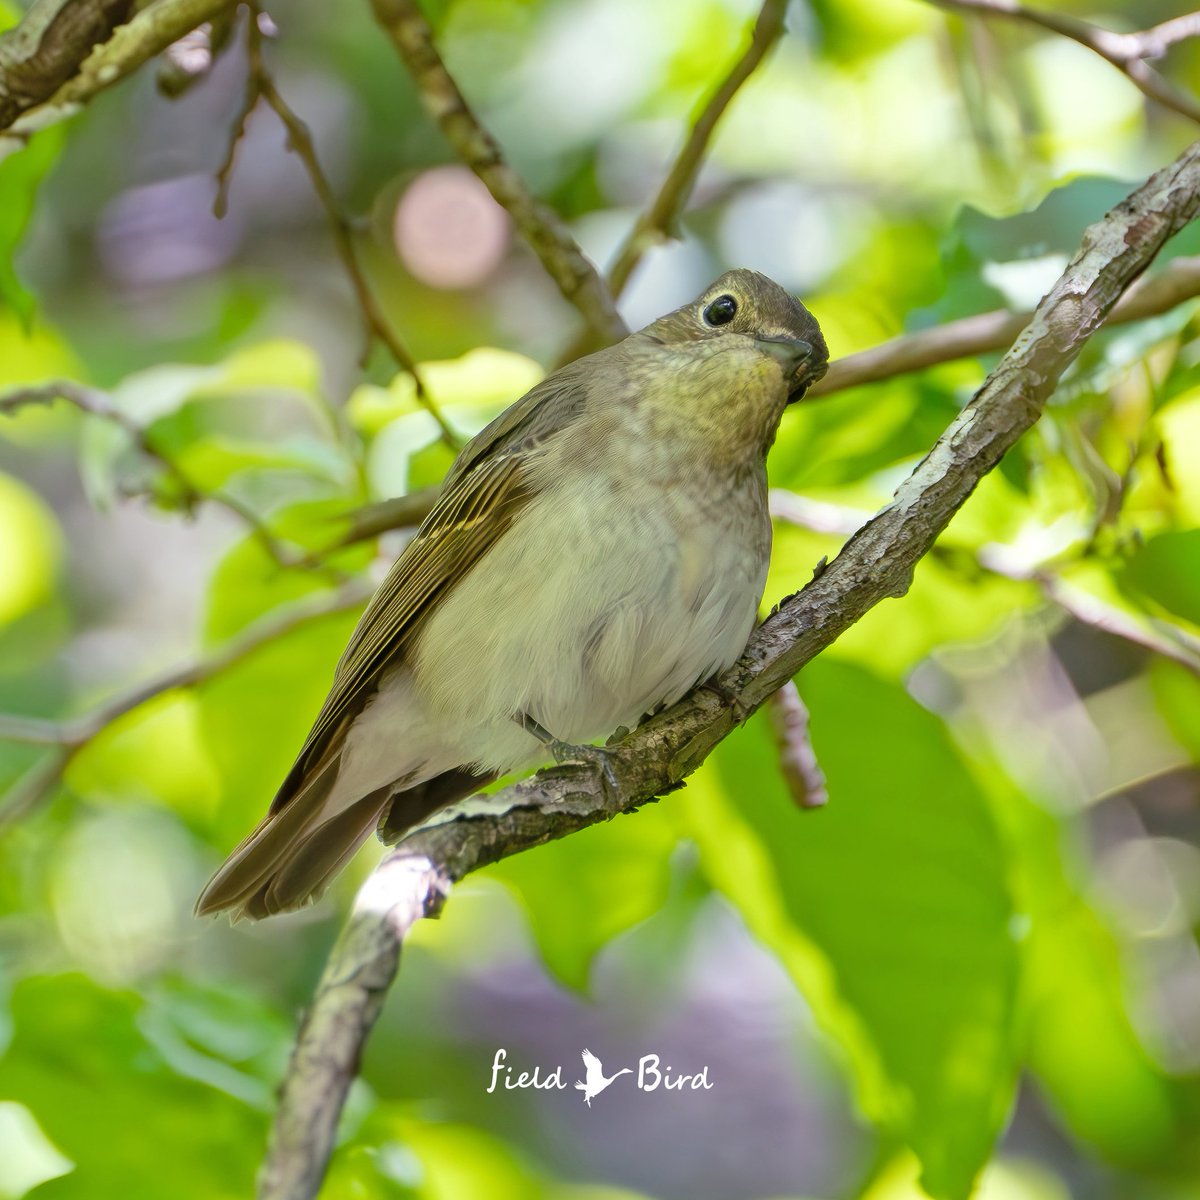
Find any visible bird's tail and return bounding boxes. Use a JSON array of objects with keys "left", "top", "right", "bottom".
[{"left": 195, "top": 755, "right": 389, "bottom": 921}]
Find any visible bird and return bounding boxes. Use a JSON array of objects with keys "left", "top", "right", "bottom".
[
  {"left": 196, "top": 268, "right": 828, "bottom": 920},
  {"left": 575, "top": 1049, "right": 631, "bottom": 1107}
]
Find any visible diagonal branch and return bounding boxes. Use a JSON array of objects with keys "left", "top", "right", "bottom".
[
  {"left": 810, "top": 253, "right": 1200, "bottom": 395},
  {"left": 368, "top": 0, "right": 628, "bottom": 348},
  {"left": 0, "top": 0, "right": 134, "bottom": 129},
  {"left": 256, "top": 137, "right": 1200, "bottom": 1200},
  {"left": 1, "top": 0, "right": 237, "bottom": 155},
  {"left": 606, "top": 0, "right": 789, "bottom": 298},
  {"left": 768, "top": 491, "right": 1200, "bottom": 676},
  {"left": 927, "top": 0, "right": 1200, "bottom": 125}
]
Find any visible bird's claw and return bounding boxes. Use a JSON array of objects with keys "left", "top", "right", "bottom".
[
  {"left": 515, "top": 710, "right": 621, "bottom": 798},
  {"left": 549, "top": 739, "right": 621, "bottom": 799},
  {"left": 703, "top": 678, "right": 751, "bottom": 725}
]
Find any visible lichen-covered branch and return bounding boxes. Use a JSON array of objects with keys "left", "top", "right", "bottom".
[
  {"left": 257, "top": 137, "right": 1200, "bottom": 1200},
  {"left": 0, "top": 0, "right": 133, "bottom": 128},
  {"left": 1, "top": 0, "right": 236, "bottom": 156},
  {"left": 368, "top": 0, "right": 628, "bottom": 348}
]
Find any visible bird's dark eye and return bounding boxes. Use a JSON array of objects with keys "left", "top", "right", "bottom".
[{"left": 703, "top": 294, "right": 738, "bottom": 326}]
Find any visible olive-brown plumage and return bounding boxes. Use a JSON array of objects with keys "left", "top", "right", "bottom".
[{"left": 197, "top": 269, "right": 827, "bottom": 919}]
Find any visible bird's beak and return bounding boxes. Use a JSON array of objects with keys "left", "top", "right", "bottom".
[{"left": 755, "top": 336, "right": 828, "bottom": 402}]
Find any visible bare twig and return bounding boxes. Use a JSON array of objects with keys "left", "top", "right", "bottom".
[
  {"left": 1, "top": 0, "right": 237, "bottom": 155},
  {"left": 606, "top": 0, "right": 789, "bottom": 298},
  {"left": 0, "top": 582, "right": 369, "bottom": 829},
  {"left": 976, "top": 546, "right": 1200, "bottom": 674},
  {"left": 212, "top": 9, "right": 458, "bottom": 449},
  {"left": 257, "top": 136, "right": 1200, "bottom": 1200},
  {"left": 811, "top": 253, "right": 1200, "bottom": 396},
  {"left": 368, "top": 0, "right": 628, "bottom": 348},
  {"left": 768, "top": 680, "right": 828, "bottom": 808},
  {"left": 927, "top": 0, "right": 1200, "bottom": 126}
]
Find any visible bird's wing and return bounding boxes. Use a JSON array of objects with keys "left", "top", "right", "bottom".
[
  {"left": 268, "top": 438, "right": 538, "bottom": 816},
  {"left": 442, "top": 358, "right": 596, "bottom": 489},
  {"left": 580, "top": 1049, "right": 598, "bottom": 1068}
]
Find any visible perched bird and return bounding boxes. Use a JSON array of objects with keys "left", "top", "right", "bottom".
[{"left": 196, "top": 269, "right": 828, "bottom": 920}]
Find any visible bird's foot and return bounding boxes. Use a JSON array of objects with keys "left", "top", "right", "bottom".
[
  {"left": 702, "top": 676, "right": 751, "bottom": 725},
  {"left": 515, "top": 711, "right": 621, "bottom": 798}
]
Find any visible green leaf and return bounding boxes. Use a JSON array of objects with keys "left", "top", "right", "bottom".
[
  {"left": 1120, "top": 530, "right": 1200, "bottom": 627},
  {"left": 1010, "top": 800, "right": 1179, "bottom": 1164},
  {"left": 78, "top": 341, "right": 348, "bottom": 510},
  {"left": 685, "top": 660, "right": 1020, "bottom": 1200},
  {"left": 0, "top": 127, "right": 65, "bottom": 327},
  {"left": 0, "top": 975, "right": 265, "bottom": 1200}
]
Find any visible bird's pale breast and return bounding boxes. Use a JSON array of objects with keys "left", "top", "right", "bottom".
[{"left": 409, "top": 438, "right": 771, "bottom": 774}]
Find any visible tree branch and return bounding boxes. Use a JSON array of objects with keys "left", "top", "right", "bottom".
[
  {"left": 605, "top": 0, "right": 789, "bottom": 298},
  {"left": 927, "top": 0, "right": 1200, "bottom": 125},
  {"left": 813, "top": 252, "right": 1200, "bottom": 395},
  {"left": 1, "top": 0, "right": 237, "bottom": 155},
  {"left": 256, "top": 138, "right": 1200, "bottom": 1200},
  {"left": 0, "top": 0, "right": 133, "bottom": 129},
  {"left": 367, "top": 0, "right": 628, "bottom": 348},
  {"left": 0, "top": 582, "right": 369, "bottom": 829},
  {"left": 767, "top": 680, "right": 828, "bottom": 809}
]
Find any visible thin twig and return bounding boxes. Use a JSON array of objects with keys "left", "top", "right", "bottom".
[
  {"left": 0, "top": 582, "right": 369, "bottom": 829},
  {"left": 368, "top": 0, "right": 628, "bottom": 349},
  {"left": 256, "top": 135, "right": 1200, "bottom": 1200},
  {"left": 0, "top": 381, "right": 299, "bottom": 568},
  {"left": 214, "top": 7, "right": 458, "bottom": 449},
  {"left": 809, "top": 253, "right": 1200, "bottom": 396},
  {"left": 927, "top": 0, "right": 1200, "bottom": 125},
  {"left": 606, "top": 0, "right": 789, "bottom": 298}
]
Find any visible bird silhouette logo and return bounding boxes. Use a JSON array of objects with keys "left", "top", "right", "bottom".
[{"left": 574, "top": 1048, "right": 631, "bottom": 1106}]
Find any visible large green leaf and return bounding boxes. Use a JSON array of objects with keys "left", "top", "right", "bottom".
[
  {"left": 0, "top": 60, "right": 64, "bottom": 327},
  {"left": 1120, "top": 529, "right": 1200, "bottom": 628},
  {"left": 0, "top": 975, "right": 266, "bottom": 1200},
  {"left": 685, "top": 660, "right": 1020, "bottom": 1200}
]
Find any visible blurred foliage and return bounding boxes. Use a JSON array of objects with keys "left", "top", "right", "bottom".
[{"left": 2, "top": 0, "right": 1200, "bottom": 1198}]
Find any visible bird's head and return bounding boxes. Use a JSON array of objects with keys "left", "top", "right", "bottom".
[{"left": 641, "top": 268, "right": 829, "bottom": 403}]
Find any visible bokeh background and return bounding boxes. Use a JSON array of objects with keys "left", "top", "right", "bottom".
[{"left": 2, "top": 0, "right": 1200, "bottom": 1197}]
